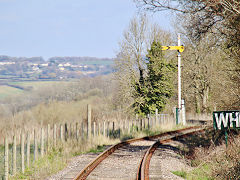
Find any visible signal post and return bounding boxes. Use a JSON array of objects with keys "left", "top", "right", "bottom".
[{"left": 162, "top": 34, "right": 186, "bottom": 125}]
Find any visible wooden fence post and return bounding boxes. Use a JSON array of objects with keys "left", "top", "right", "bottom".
[
  {"left": 12, "top": 135, "right": 16, "bottom": 175},
  {"left": 107, "top": 121, "right": 110, "bottom": 137},
  {"left": 140, "top": 119, "right": 142, "bottom": 131},
  {"left": 26, "top": 132, "right": 30, "bottom": 168},
  {"left": 98, "top": 122, "right": 101, "bottom": 136},
  {"left": 81, "top": 122, "right": 84, "bottom": 140},
  {"left": 69, "top": 123, "right": 72, "bottom": 138},
  {"left": 147, "top": 114, "right": 150, "bottom": 129},
  {"left": 87, "top": 104, "right": 92, "bottom": 139},
  {"left": 112, "top": 122, "right": 115, "bottom": 134},
  {"left": 128, "top": 120, "right": 130, "bottom": 133},
  {"left": 47, "top": 124, "right": 50, "bottom": 152},
  {"left": 53, "top": 124, "right": 57, "bottom": 147},
  {"left": 124, "top": 120, "right": 126, "bottom": 132},
  {"left": 21, "top": 133, "right": 25, "bottom": 173},
  {"left": 41, "top": 128, "right": 44, "bottom": 157},
  {"left": 93, "top": 122, "right": 96, "bottom": 137},
  {"left": 4, "top": 137, "right": 9, "bottom": 180},
  {"left": 34, "top": 130, "right": 38, "bottom": 161},
  {"left": 103, "top": 121, "right": 106, "bottom": 137},
  {"left": 60, "top": 124, "right": 64, "bottom": 142},
  {"left": 76, "top": 122, "right": 79, "bottom": 141},
  {"left": 155, "top": 109, "right": 158, "bottom": 126},
  {"left": 65, "top": 123, "right": 68, "bottom": 141},
  {"left": 143, "top": 118, "right": 146, "bottom": 129},
  {"left": 135, "top": 115, "right": 138, "bottom": 131}
]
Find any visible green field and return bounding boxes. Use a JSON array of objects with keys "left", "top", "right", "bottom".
[
  {"left": 9, "top": 81, "right": 65, "bottom": 90},
  {"left": 82, "top": 60, "right": 113, "bottom": 65},
  {"left": 0, "top": 81, "right": 76, "bottom": 100},
  {"left": 0, "top": 85, "right": 25, "bottom": 99}
]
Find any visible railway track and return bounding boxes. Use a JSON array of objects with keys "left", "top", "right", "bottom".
[{"left": 70, "top": 125, "right": 210, "bottom": 180}]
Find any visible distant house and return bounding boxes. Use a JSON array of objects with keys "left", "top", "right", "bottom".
[
  {"left": 64, "top": 63, "right": 71, "bottom": 67},
  {"left": 41, "top": 63, "right": 49, "bottom": 67},
  {"left": 0, "top": 62, "right": 15, "bottom": 65},
  {"left": 32, "top": 66, "right": 40, "bottom": 71},
  {"left": 70, "top": 65, "right": 78, "bottom": 68}
]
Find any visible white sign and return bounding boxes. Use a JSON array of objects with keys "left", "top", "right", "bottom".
[{"left": 213, "top": 111, "right": 240, "bottom": 130}]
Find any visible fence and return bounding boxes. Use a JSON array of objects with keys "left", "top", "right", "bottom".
[{"left": 0, "top": 105, "right": 173, "bottom": 180}]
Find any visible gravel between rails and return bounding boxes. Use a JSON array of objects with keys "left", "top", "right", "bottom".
[
  {"left": 86, "top": 140, "right": 155, "bottom": 180},
  {"left": 48, "top": 127, "right": 205, "bottom": 180},
  {"left": 149, "top": 135, "right": 200, "bottom": 180},
  {"left": 149, "top": 144, "right": 192, "bottom": 180},
  {"left": 147, "top": 128, "right": 206, "bottom": 180}
]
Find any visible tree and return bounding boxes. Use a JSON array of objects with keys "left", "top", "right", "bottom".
[
  {"left": 132, "top": 41, "right": 175, "bottom": 115},
  {"left": 114, "top": 15, "right": 173, "bottom": 112},
  {"left": 135, "top": 0, "right": 240, "bottom": 110},
  {"left": 135, "top": 0, "right": 240, "bottom": 54},
  {"left": 181, "top": 33, "right": 226, "bottom": 113}
]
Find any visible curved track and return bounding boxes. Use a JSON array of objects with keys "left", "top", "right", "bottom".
[
  {"left": 72, "top": 125, "right": 208, "bottom": 180},
  {"left": 138, "top": 127, "right": 208, "bottom": 180}
]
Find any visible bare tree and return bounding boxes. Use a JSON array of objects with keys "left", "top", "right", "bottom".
[
  {"left": 135, "top": 0, "right": 240, "bottom": 41},
  {"left": 114, "top": 14, "right": 173, "bottom": 111},
  {"left": 135, "top": 0, "right": 240, "bottom": 14},
  {"left": 136, "top": 0, "right": 240, "bottom": 110}
]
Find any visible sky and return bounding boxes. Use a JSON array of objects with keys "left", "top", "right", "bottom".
[{"left": 0, "top": 0, "right": 173, "bottom": 59}]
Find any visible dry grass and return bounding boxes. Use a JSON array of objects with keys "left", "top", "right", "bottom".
[
  {"left": 211, "top": 133, "right": 240, "bottom": 179},
  {"left": 186, "top": 112, "right": 212, "bottom": 121},
  {"left": 9, "top": 135, "right": 119, "bottom": 180},
  {"left": 182, "top": 129, "right": 240, "bottom": 179},
  {"left": 8, "top": 122, "right": 181, "bottom": 179},
  {"left": 0, "top": 92, "right": 127, "bottom": 144}
]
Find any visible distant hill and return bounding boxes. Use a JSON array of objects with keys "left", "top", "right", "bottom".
[
  {"left": 0, "top": 55, "right": 114, "bottom": 81},
  {"left": 0, "top": 56, "right": 45, "bottom": 63},
  {"left": 49, "top": 56, "right": 113, "bottom": 65}
]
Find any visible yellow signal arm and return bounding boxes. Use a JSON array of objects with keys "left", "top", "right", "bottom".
[{"left": 161, "top": 46, "right": 184, "bottom": 53}]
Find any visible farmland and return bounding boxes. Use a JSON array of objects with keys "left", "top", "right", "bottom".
[{"left": 0, "top": 81, "right": 77, "bottom": 100}]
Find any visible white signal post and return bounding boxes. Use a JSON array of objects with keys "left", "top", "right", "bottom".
[
  {"left": 161, "top": 34, "right": 186, "bottom": 125},
  {"left": 178, "top": 34, "right": 181, "bottom": 112}
]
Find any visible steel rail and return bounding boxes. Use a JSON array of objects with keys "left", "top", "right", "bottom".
[
  {"left": 73, "top": 125, "right": 204, "bottom": 180},
  {"left": 139, "top": 127, "right": 212, "bottom": 180},
  {"left": 138, "top": 140, "right": 160, "bottom": 180}
]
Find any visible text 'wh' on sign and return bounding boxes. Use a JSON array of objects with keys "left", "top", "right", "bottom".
[{"left": 213, "top": 111, "right": 240, "bottom": 130}]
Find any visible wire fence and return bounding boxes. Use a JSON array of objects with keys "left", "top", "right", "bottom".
[{"left": 0, "top": 106, "right": 174, "bottom": 180}]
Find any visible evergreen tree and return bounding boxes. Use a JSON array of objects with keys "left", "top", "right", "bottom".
[{"left": 132, "top": 41, "right": 175, "bottom": 115}]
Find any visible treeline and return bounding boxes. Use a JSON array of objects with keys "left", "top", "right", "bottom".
[
  {"left": 114, "top": 1, "right": 240, "bottom": 115},
  {"left": 0, "top": 56, "right": 114, "bottom": 80},
  {"left": 0, "top": 55, "right": 113, "bottom": 64},
  {"left": 0, "top": 56, "right": 45, "bottom": 63},
  {"left": 49, "top": 56, "right": 113, "bottom": 65}
]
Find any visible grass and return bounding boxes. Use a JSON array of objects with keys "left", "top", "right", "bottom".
[
  {"left": 186, "top": 164, "right": 213, "bottom": 180},
  {"left": 171, "top": 130, "right": 240, "bottom": 180},
  {"left": 1, "top": 122, "right": 180, "bottom": 179},
  {"left": 10, "top": 149, "right": 66, "bottom": 180},
  {"left": 0, "top": 85, "right": 24, "bottom": 98},
  {"left": 8, "top": 81, "right": 73, "bottom": 90},
  {"left": 7, "top": 136, "right": 117, "bottom": 179},
  {"left": 172, "top": 165, "right": 214, "bottom": 180},
  {"left": 87, "top": 145, "right": 107, "bottom": 154},
  {"left": 0, "top": 80, "right": 79, "bottom": 100},
  {"left": 0, "top": 147, "right": 3, "bottom": 178},
  {"left": 172, "top": 170, "right": 187, "bottom": 178}
]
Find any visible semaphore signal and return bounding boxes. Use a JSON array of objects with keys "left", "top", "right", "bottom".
[
  {"left": 161, "top": 46, "right": 184, "bottom": 53},
  {"left": 161, "top": 34, "right": 185, "bottom": 125}
]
